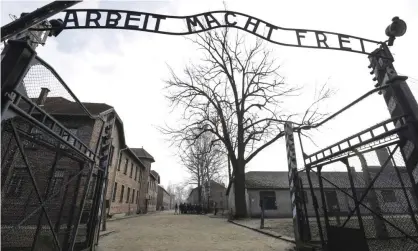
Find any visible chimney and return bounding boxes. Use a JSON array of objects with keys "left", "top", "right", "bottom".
[
  {"left": 36, "top": 88, "right": 50, "bottom": 106},
  {"left": 375, "top": 148, "right": 394, "bottom": 168}
]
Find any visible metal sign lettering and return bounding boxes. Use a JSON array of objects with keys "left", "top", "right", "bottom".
[{"left": 60, "top": 9, "right": 381, "bottom": 55}]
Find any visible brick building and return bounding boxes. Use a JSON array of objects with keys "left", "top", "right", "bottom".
[
  {"left": 157, "top": 185, "right": 171, "bottom": 210},
  {"left": 1, "top": 89, "right": 157, "bottom": 249},
  {"left": 187, "top": 187, "right": 200, "bottom": 204},
  {"left": 1, "top": 90, "right": 116, "bottom": 249},
  {"left": 131, "top": 148, "right": 155, "bottom": 213},
  {"left": 106, "top": 147, "right": 146, "bottom": 216},
  {"left": 147, "top": 170, "right": 160, "bottom": 212},
  {"left": 187, "top": 180, "right": 227, "bottom": 210}
]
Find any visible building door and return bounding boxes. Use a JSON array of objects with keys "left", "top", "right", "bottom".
[{"left": 325, "top": 191, "right": 340, "bottom": 213}]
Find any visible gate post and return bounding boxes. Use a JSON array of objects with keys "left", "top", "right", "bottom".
[
  {"left": 368, "top": 43, "right": 418, "bottom": 211},
  {"left": 284, "top": 122, "right": 311, "bottom": 248},
  {"left": 1, "top": 40, "right": 36, "bottom": 117}
]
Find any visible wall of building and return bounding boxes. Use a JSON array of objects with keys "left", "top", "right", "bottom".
[
  {"left": 138, "top": 160, "right": 151, "bottom": 213},
  {"left": 147, "top": 175, "right": 158, "bottom": 212},
  {"left": 188, "top": 188, "right": 199, "bottom": 204},
  {"left": 104, "top": 118, "right": 122, "bottom": 215},
  {"left": 157, "top": 186, "right": 171, "bottom": 210},
  {"left": 108, "top": 148, "right": 142, "bottom": 216},
  {"left": 163, "top": 190, "right": 171, "bottom": 210},
  {"left": 246, "top": 187, "right": 417, "bottom": 219},
  {"left": 209, "top": 182, "right": 227, "bottom": 209},
  {"left": 227, "top": 183, "right": 250, "bottom": 217},
  {"left": 247, "top": 189, "right": 292, "bottom": 218},
  {"left": 157, "top": 185, "right": 164, "bottom": 210}
]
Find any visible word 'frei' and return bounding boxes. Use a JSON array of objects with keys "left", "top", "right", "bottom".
[{"left": 62, "top": 9, "right": 381, "bottom": 55}]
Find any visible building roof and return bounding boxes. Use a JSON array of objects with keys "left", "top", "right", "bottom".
[
  {"left": 245, "top": 168, "right": 410, "bottom": 190},
  {"left": 27, "top": 96, "right": 127, "bottom": 148},
  {"left": 158, "top": 185, "right": 170, "bottom": 195},
  {"left": 150, "top": 170, "right": 160, "bottom": 184},
  {"left": 30, "top": 97, "right": 112, "bottom": 116},
  {"left": 124, "top": 148, "right": 146, "bottom": 169},
  {"left": 188, "top": 187, "right": 199, "bottom": 198},
  {"left": 130, "top": 148, "right": 155, "bottom": 163}
]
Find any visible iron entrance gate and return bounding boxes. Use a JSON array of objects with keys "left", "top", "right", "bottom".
[
  {"left": 1, "top": 41, "right": 107, "bottom": 250},
  {"left": 288, "top": 89, "right": 418, "bottom": 250}
]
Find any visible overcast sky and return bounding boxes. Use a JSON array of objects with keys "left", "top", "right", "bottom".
[{"left": 2, "top": 0, "right": 418, "bottom": 189}]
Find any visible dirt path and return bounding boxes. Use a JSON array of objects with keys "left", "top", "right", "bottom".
[{"left": 97, "top": 211, "right": 295, "bottom": 251}]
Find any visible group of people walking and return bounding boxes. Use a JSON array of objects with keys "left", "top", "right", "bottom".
[{"left": 174, "top": 203, "right": 204, "bottom": 214}]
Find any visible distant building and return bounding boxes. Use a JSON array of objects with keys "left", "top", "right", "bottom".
[
  {"left": 106, "top": 147, "right": 145, "bottom": 216},
  {"left": 1, "top": 90, "right": 139, "bottom": 248},
  {"left": 227, "top": 150, "right": 417, "bottom": 219},
  {"left": 187, "top": 187, "right": 200, "bottom": 205},
  {"left": 157, "top": 185, "right": 171, "bottom": 210},
  {"left": 131, "top": 148, "right": 155, "bottom": 213},
  {"left": 187, "top": 180, "right": 227, "bottom": 210},
  {"left": 146, "top": 170, "right": 160, "bottom": 212}
]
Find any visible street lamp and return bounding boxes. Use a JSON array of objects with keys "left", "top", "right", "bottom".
[{"left": 385, "top": 16, "right": 407, "bottom": 46}]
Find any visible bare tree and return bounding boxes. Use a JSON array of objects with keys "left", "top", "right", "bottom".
[
  {"left": 162, "top": 28, "right": 332, "bottom": 218},
  {"left": 168, "top": 181, "right": 189, "bottom": 204},
  {"left": 179, "top": 132, "right": 225, "bottom": 205}
]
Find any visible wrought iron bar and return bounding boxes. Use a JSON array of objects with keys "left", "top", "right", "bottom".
[
  {"left": 54, "top": 175, "right": 70, "bottom": 235},
  {"left": 15, "top": 126, "right": 89, "bottom": 163},
  {"left": 1, "top": 1, "right": 81, "bottom": 41},
  {"left": 8, "top": 92, "right": 96, "bottom": 161},
  {"left": 300, "top": 180, "right": 311, "bottom": 241},
  {"left": 297, "top": 130, "right": 313, "bottom": 242},
  {"left": 311, "top": 169, "right": 418, "bottom": 244},
  {"left": 341, "top": 159, "right": 365, "bottom": 233},
  {"left": 341, "top": 145, "right": 399, "bottom": 227},
  {"left": 298, "top": 138, "right": 400, "bottom": 174},
  {"left": 1, "top": 40, "right": 36, "bottom": 117},
  {"left": 10, "top": 120, "right": 62, "bottom": 250},
  {"left": 317, "top": 166, "right": 331, "bottom": 231},
  {"left": 31, "top": 151, "right": 61, "bottom": 251},
  {"left": 306, "top": 116, "right": 406, "bottom": 166},
  {"left": 10, "top": 166, "right": 86, "bottom": 231},
  {"left": 68, "top": 162, "right": 95, "bottom": 251},
  {"left": 63, "top": 162, "right": 83, "bottom": 250},
  {"left": 306, "top": 167, "right": 326, "bottom": 248},
  {"left": 391, "top": 155, "right": 418, "bottom": 232},
  {"left": 299, "top": 85, "right": 390, "bottom": 132}
]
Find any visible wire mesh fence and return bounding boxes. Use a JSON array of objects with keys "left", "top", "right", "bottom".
[
  {"left": 22, "top": 58, "right": 75, "bottom": 102},
  {"left": 298, "top": 142, "right": 418, "bottom": 251},
  {"left": 1, "top": 117, "right": 96, "bottom": 250},
  {"left": 2, "top": 52, "right": 101, "bottom": 250}
]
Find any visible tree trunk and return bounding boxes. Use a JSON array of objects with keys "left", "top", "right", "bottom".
[
  {"left": 197, "top": 170, "right": 202, "bottom": 204},
  {"left": 234, "top": 160, "right": 247, "bottom": 218},
  {"left": 228, "top": 155, "right": 231, "bottom": 182}
]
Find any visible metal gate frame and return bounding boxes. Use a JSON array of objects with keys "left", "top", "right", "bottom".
[
  {"left": 1, "top": 40, "right": 108, "bottom": 251},
  {"left": 294, "top": 111, "right": 418, "bottom": 250}
]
